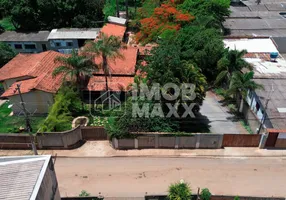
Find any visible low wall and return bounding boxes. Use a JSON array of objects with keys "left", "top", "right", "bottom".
[
  {"left": 37, "top": 126, "right": 82, "bottom": 149},
  {"left": 0, "top": 133, "right": 32, "bottom": 149},
  {"left": 81, "top": 126, "right": 108, "bottom": 140},
  {"left": 223, "top": 134, "right": 261, "bottom": 147},
  {"left": 112, "top": 134, "right": 224, "bottom": 150},
  {"left": 146, "top": 195, "right": 284, "bottom": 200}
]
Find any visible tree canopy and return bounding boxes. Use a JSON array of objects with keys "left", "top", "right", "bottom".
[
  {"left": 0, "top": 42, "right": 16, "bottom": 67},
  {"left": 1, "top": 0, "right": 105, "bottom": 31}
]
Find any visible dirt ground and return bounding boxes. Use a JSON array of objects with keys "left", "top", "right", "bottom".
[{"left": 55, "top": 157, "right": 286, "bottom": 198}]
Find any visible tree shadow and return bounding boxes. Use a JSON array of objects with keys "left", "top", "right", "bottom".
[{"left": 179, "top": 112, "right": 211, "bottom": 133}]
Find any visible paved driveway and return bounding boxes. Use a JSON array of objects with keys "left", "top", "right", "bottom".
[{"left": 199, "top": 91, "right": 240, "bottom": 134}]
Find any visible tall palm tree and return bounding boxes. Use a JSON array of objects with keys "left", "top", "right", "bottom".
[
  {"left": 227, "top": 71, "right": 263, "bottom": 112},
  {"left": 53, "top": 50, "right": 97, "bottom": 91},
  {"left": 83, "top": 33, "right": 126, "bottom": 92},
  {"left": 215, "top": 49, "right": 252, "bottom": 86}
]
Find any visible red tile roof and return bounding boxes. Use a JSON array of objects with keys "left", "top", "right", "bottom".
[
  {"left": 0, "top": 51, "right": 65, "bottom": 97},
  {"left": 94, "top": 47, "right": 138, "bottom": 75},
  {"left": 87, "top": 76, "right": 134, "bottom": 92},
  {"left": 100, "top": 23, "right": 126, "bottom": 40},
  {"left": 244, "top": 53, "right": 271, "bottom": 61}
]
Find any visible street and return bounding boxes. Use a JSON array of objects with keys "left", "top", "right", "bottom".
[{"left": 55, "top": 157, "right": 286, "bottom": 198}]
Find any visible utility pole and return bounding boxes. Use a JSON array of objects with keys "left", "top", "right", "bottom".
[
  {"left": 15, "top": 84, "right": 38, "bottom": 155},
  {"left": 257, "top": 84, "right": 274, "bottom": 134}
]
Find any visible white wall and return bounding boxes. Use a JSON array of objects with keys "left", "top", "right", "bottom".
[
  {"left": 5, "top": 41, "right": 50, "bottom": 53},
  {"left": 8, "top": 90, "right": 54, "bottom": 114}
]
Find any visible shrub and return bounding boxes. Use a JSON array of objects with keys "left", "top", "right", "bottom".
[
  {"left": 38, "top": 86, "right": 81, "bottom": 132},
  {"left": 234, "top": 196, "right": 240, "bottom": 200},
  {"left": 200, "top": 188, "right": 212, "bottom": 200},
  {"left": 79, "top": 190, "right": 90, "bottom": 197},
  {"left": 168, "top": 181, "right": 192, "bottom": 200}
]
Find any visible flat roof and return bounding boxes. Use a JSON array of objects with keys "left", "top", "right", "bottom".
[
  {"left": 107, "top": 16, "right": 127, "bottom": 25},
  {"left": 0, "top": 31, "right": 50, "bottom": 42},
  {"left": 48, "top": 28, "right": 100, "bottom": 40},
  {"left": 0, "top": 155, "right": 51, "bottom": 200},
  {"left": 223, "top": 38, "right": 278, "bottom": 53}
]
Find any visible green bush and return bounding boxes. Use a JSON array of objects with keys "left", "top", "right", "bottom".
[
  {"left": 105, "top": 98, "right": 179, "bottom": 139},
  {"left": 38, "top": 86, "right": 81, "bottom": 132},
  {"left": 79, "top": 190, "right": 90, "bottom": 197},
  {"left": 200, "top": 188, "right": 212, "bottom": 200},
  {"left": 168, "top": 181, "right": 192, "bottom": 200}
]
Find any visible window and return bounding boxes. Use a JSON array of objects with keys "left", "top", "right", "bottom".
[
  {"left": 67, "top": 42, "right": 73, "bottom": 47},
  {"left": 24, "top": 44, "right": 36, "bottom": 49},
  {"left": 14, "top": 44, "right": 22, "bottom": 49},
  {"left": 55, "top": 42, "right": 61, "bottom": 47}
]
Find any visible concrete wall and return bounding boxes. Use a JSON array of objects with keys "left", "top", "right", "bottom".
[
  {"left": 36, "top": 157, "right": 61, "bottom": 200},
  {"left": 275, "top": 132, "right": 286, "bottom": 148},
  {"left": 113, "top": 134, "right": 224, "bottom": 150},
  {"left": 37, "top": 126, "right": 82, "bottom": 149},
  {"left": 5, "top": 41, "right": 50, "bottom": 53},
  {"left": 8, "top": 90, "right": 54, "bottom": 114}
]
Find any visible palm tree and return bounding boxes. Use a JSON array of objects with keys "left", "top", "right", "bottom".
[
  {"left": 168, "top": 181, "right": 192, "bottom": 200},
  {"left": 227, "top": 71, "right": 264, "bottom": 112},
  {"left": 215, "top": 49, "right": 252, "bottom": 87},
  {"left": 83, "top": 33, "right": 126, "bottom": 93},
  {"left": 53, "top": 50, "right": 97, "bottom": 91}
]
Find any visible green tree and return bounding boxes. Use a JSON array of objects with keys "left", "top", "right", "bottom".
[
  {"left": 215, "top": 49, "right": 252, "bottom": 86},
  {"left": 83, "top": 33, "right": 126, "bottom": 92},
  {"left": 227, "top": 71, "right": 264, "bottom": 112},
  {"left": 177, "top": 25, "right": 225, "bottom": 81},
  {"left": 0, "top": 42, "right": 16, "bottom": 67},
  {"left": 53, "top": 50, "right": 97, "bottom": 91},
  {"left": 168, "top": 181, "right": 192, "bottom": 200},
  {"left": 200, "top": 188, "right": 212, "bottom": 200}
]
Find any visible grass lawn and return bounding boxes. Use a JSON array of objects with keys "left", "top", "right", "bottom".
[
  {"left": 0, "top": 102, "right": 46, "bottom": 133},
  {"left": 0, "top": 17, "right": 16, "bottom": 31}
]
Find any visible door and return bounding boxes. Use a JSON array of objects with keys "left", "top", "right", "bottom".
[
  {"left": 42, "top": 44, "right": 47, "bottom": 51},
  {"left": 265, "top": 132, "right": 278, "bottom": 148}
]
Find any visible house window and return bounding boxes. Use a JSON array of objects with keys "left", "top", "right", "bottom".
[
  {"left": 67, "top": 42, "right": 73, "bottom": 47},
  {"left": 14, "top": 44, "right": 23, "bottom": 49},
  {"left": 24, "top": 44, "right": 36, "bottom": 49},
  {"left": 55, "top": 42, "right": 61, "bottom": 47}
]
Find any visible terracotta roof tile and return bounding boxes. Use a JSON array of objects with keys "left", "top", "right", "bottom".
[
  {"left": 100, "top": 23, "right": 126, "bottom": 40},
  {"left": 87, "top": 76, "right": 134, "bottom": 92},
  {"left": 94, "top": 47, "right": 138, "bottom": 75},
  {"left": 0, "top": 51, "right": 65, "bottom": 97}
]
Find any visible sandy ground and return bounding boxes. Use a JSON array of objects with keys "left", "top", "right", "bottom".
[{"left": 55, "top": 157, "right": 286, "bottom": 198}]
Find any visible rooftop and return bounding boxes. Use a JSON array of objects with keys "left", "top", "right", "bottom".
[
  {"left": 0, "top": 155, "right": 51, "bottom": 200},
  {"left": 0, "top": 31, "right": 50, "bottom": 42},
  {"left": 100, "top": 23, "right": 126, "bottom": 40},
  {"left": 0, "top": 51, "right": 64, "bottom": 97},
  {"left": 47, "top": 28, "right": 100, "bottom": 40},
  {"left": 87, "top": 76, "right": 134, "bottom": 92},
  {"left": 94, "top": 47, "right": 138, "bottom": 75},
  {"left": 107, "top": 16, "right": 127, "bottom": 26}
]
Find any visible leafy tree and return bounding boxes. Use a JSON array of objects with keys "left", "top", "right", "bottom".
[
  {"left": 200, "top": 188, "right": 212, "bottom": 200},
  {"left": 103, "top": 0, "right": 118, "bottom": 20},
  {"left": 83, "top": 33, "right": 126, "bottom": 92},
  {"left": 0, "top": 42, "right": 16, "bottom": 67},
  {"left": 178, "top": 0, "right": 230, "bottom": 26},
  {"left": 215, "top": 49, "right": 251, "bottom": 86},
  {"left": 38, "top": 86, "right": 81, "bottom": 132},
  {"left": 234, "top": 196, "right": 240, "bottom": 200},
  {"left": 177, "top": 25, "right": 225, "bottom": 81},
  {"left": 53, "top": 50, "right": 97, "bottom": 91},
  {"left": 105, "top": 98, "right": 179, "bottom": 138},
  {"left": 168, "top": 181, "right": 192, "bottom": 200},
  {"left": 135, "top": 0, "right": 194, "bottom": 43},
  {"left": 227, "top": 71, "right": 263, "bottom": 112}
]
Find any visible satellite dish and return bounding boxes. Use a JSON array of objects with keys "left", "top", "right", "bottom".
[{"left": 8, "top": 104, "right": 13, "bottom": 108}]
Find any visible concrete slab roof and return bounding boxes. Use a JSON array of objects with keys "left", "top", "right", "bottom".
[
  {"left": 0, "top": 31, "right": 50, "bottom": 42},
  {"left": 48, "top": 28, "right": 100, "bottom": 40},
  {"left": 0, "top": 155, "right": 51, "bottom": 200}
]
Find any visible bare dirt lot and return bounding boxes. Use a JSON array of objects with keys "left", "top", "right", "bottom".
[{"left": 55, "top": 157, "right": 286, "bottom": 198}]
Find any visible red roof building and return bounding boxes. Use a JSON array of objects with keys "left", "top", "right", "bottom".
[{"left": 100, "top": 23, "right": 126, "bottom": 41}]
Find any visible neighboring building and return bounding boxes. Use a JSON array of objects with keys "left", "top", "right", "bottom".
[
  {"left": 223, "top": 37, "right": 286, "bottom": 134},
  {"left": 47, "top": 28, "right": 100, "bottom": 53},
  {"left": 224, "top": 0, "right": 286, "bottom": 53},
  {"left": 0, "top": 51, "right": 64, "bottom": 114},
  {"left": 0, "top": 31, "right": 50, "bottom": 53},
  {"left": 0, "top": 155, "right": 61, "bottom": 200}
]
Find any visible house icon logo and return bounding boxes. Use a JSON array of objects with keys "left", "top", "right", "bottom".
[{"left": 94, "top": 91, "right": 122, "bottom": 112}]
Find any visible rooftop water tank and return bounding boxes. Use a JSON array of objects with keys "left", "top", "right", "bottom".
[{"left": 270, "top": 52, "right": 278, "bottom": 62}]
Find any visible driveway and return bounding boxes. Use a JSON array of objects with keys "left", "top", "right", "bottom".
[
  {"left": 199, "top": 91, "right": 240, "bottom": 134},
  {"left": 55, "top": 157, "right": 286, "bottom": 197}
]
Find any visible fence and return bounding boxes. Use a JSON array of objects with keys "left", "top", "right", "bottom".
[
  {"left": 81, "top": 126, "right": 108, "bottom": 140},
  {"left": 222, "top": 134, "right": 262, "bottom": 147},
  {"left": 112, "top": 133, "right": 224, "bottom": 150},
  {"left": 0, "top": 126, "right": 108, "bottom": 150}
]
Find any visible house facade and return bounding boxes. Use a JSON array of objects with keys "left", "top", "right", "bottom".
[{"left": 0, "top": 51, "right": 64, "bottom": 114}]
